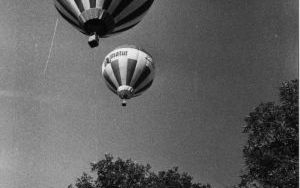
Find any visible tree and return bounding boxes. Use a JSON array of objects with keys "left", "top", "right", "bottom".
[
  {"left": 238, "top": 80, "right": 298, "bottom": 188},
  {"left": 69, "top": 154, "right": 211, "bottom": 188}
]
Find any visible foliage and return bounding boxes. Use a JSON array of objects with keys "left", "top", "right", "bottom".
[
  {"left": 69, "top": 154, "right": 211, "bottom": 188},
  {"left": 239, "top": 80, "right": 298, "bottom": 188}
]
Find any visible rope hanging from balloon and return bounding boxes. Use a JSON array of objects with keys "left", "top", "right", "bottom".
[{"left": 43, "top": 18, "right": 59, "bottom": 77}]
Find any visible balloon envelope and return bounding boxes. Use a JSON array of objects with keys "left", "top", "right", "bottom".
[
  {"left": 54, "top": 0, "right": 155, "bottom": 47},
  {"left": 102, "top": 45, "right": 155, "bottom": 106}
]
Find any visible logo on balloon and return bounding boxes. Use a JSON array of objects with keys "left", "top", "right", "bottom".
[{"left": 109, "top": 51, "right": 128, "bottom": 61}]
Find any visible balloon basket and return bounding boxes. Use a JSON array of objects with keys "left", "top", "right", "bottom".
[
  {"left": 121, "top": 100, "right": 127, "bottom": 107},
  {"left": 88, "top": 34, "right": 99, "bottom": 48}
]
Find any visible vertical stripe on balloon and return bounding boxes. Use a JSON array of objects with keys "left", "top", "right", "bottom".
[
  {"left": 129, "top": 50, "right": 147, "bottom": 86},
  {"left": 103, "top": 70, "right": 118, "bottom": 92},
  {"left": 55, "top": 7, "right": 87, "bottom": 34},
  {"left": 126, "top": 59, "right": 137, "bottom": 85},
  {"left": 134, "top": 70, "right": 154, "bottom": 92},
  {"left": 111, "top": 60, "right": 122, "bottom": 86},
  {"left": 115, "top": 0, "right": 153, "bottom": 27},
  {"left": 114, "top": 15, "right": 143, "bottom": 31},
  {"left": 55, "top": 3, "right": 77, "bottom": 23},
  {"left": 133, "top": 66, "right": 151, "bottom": 89},
  {"left": 55, "top": 0, "right": 80, "bottom": 18},
  {"left": 102, "top": 0, "right": 113, "bottom": 10},
  {"left": 118, "top": 56, "right": 128, "bottom": 85},
  {"left": 90, "top": 0, "right": 96, "bottom": 8},
  {"left": 95, "top": 0, "right": 104, "bottom": 8},
  {"left": 111, "top": 22, "right": 139, "bottom": 35},
  {"left": 107, "top": 0, "right": 122, "bottom": 14},
  {"left": 104, "top": 64, "right": 120, "bottom": 88},
  {"left": 74, "top": 0, "right": 85, "bottom": 12},
  {"left": 114, "top": 0, "right": 148, "bottom": 23},
  {"left": 135, "top": 80, "right": 153, "bottom": 95},
  {"left": 82, "top": 0, "right": 91, "bottom": 10},
  {"left": 111, "top": 0, "right": 134, "bottom": 17}
]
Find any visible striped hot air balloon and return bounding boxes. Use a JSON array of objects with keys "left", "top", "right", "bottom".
[
  {"left": 102, "top": 45, "right": 155, "bottom": 106},
  {"left": 53, "top": 0, "right": 155, "bottom": 47}
]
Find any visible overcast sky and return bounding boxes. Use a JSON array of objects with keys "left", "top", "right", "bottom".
[{"left": 0, "top": 0, "right": 298, "bottom": 188}]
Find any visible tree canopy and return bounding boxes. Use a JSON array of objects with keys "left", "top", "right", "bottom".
[
  {"left": 69, "top": 154, "right": 211, "bottom": 188},
  {"left": 69, "top": 79, "right": 298, "bottom": 188},
  {"left": 239, "top": 79, "right": 298, "bottom": 188}
]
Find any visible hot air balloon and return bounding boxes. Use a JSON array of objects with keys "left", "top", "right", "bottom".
[
  {"left": 102, "top": 45, "right": 155, "bottom": 106},
  {"left": 53, "top": 0, "right": 154, "bottom": 48}
]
